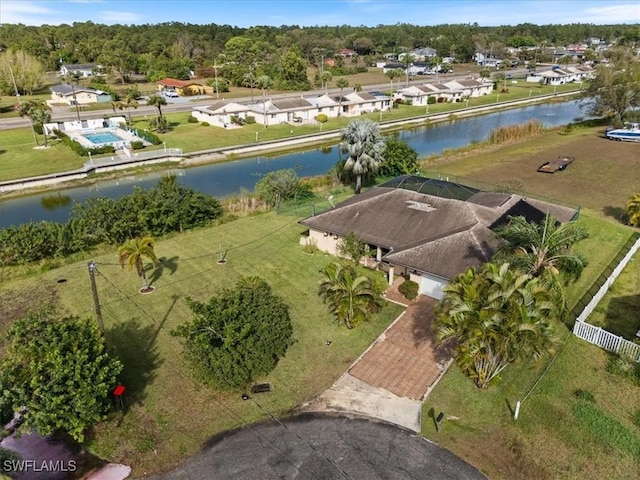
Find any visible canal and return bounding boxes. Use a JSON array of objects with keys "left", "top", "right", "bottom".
[{"left": 0, "top": 100, "right": 588, "bottom": 227}]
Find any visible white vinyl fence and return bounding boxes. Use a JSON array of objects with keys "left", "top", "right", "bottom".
[
  {"left": 573, "top": 321, "right": 640, "bottom": 362},
  {"left": 572, "top": 235, "right": 640, "bottom": 363}
]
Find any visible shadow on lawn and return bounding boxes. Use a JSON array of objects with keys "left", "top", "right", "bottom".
[
  {"left": 604, "top": 294, "right": 640, "bottom": 339},
  {"left": 147, "top": 256, "right": 179, "bottom": 285},
  {"left": 601, "top": 205, "right": 627, "bottom": 224},
  {"left": 106, "top": 317, "right": 165, "bottom": 409}
]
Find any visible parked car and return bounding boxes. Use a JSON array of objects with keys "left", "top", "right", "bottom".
[{"left": 164, "top": 90, "right": 179, "bottom": 98}]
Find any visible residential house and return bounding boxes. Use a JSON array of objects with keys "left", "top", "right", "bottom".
[
  {"left": 407, "top": 62, "right": 431, "bottom": 76},
  {"left": 157, "top": 78, "right": 212, "bottom": 96},
  {"left": 400, "top": 47, "right": 437, "bottom": 61},
  {"left": 336, "top": 48, "right": 356, "bottom": 58},
  {"left": 59, "top": 63, "right": 98, "bottom": 78},
  {"left": 526, "top": 65, "right": 593, "bottom": 85},
  {"left": 192, "top": 101, "right": 252, "bottom": 127},
  {"left": 49, "top": 84, "right": 112, "bottom": 105},
  {"left": 299, "top": 176, "right": 578, "bottom": 299},
  {"left": 444, "top": 79, "right": 493, "bottom": 98},
  {"left": 382, "top": 62, "right": 406, "bottom": 74}
]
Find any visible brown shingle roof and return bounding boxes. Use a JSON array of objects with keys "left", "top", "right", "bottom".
[{"left": 300, "top": 182, "right": 579, "bottom": 279}]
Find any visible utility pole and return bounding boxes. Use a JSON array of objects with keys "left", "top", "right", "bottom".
[{"left": 87, "top": 261, "right": 105, "bottom": 334}]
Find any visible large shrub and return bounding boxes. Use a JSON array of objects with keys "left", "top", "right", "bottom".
[
  {"left": 398, "top": 279, "right": 419, "bottom": 300},
  {"left": 172, "top": 277, "right": 294, "bottom": 389}
]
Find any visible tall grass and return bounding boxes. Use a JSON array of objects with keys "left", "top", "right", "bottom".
[{"left": 488, "top": 120, "right": 545, "bottom": 144}]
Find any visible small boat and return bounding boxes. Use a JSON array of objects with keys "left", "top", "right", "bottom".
[{"left": 605, "top": 123, "right": 640, "bottom": 142}]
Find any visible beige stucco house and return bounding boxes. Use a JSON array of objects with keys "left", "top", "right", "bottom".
[
  {"left": 299, "top": 176, "right": 578, "bottom": 300},
  {"left": 50, "top": 84, "right": 112, "bottom": 105}
]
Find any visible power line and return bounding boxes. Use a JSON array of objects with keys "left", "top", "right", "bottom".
[{"left": 94, "top": 266, "right": 321, "bottom": 480}]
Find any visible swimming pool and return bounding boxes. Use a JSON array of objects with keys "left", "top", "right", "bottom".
[{"left": 82, "top": 131, "right": 124, "bottom": 145}]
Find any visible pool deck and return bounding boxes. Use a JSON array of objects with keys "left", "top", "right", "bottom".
[{"left": 67, "top": 127, "right": 143, "bottom": 149}]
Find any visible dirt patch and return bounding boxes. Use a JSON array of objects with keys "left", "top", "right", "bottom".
[
  {"left": 0, "top": 284, "right": 58, "bottom": 354},
  {"left": 424, "top": 127, "right": 640, "bottom": 221}
]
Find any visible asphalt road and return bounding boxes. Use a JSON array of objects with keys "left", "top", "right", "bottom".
[
  {"left": 0, "top": 69, "right": 531, "bottom": 131},
  {"left": 147, "top": 413, "right": 486, "bottom": 480}
]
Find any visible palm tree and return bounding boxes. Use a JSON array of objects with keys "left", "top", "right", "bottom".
[
  {"left": 493, "top": 214, "right": 588, "bottom": 314},
  {"left": 118, "top": 237, "right": 159, "bottom": 291},
  {"left": 435, "top": 262, "right": 558, "bottom": 388},
  {"left": 625, "top": 192, "right": 640, "bottom": 227},
  {"left": 401, "top": 52, "right": 415, "bottom": 86},
  {"left": 256, "top": 75, "right": 273, "bottom": 127},
  {"left": 116, "top": 94, "right": 139, "bottom": 126},
  {"left": 147, "top": 94, "right": 167, "bottom": 119},
  {"left": 318, "top": 262, "right": 383, "bottom": 329},
  {"left": 321, "top": 71, "right": 333, "bottom": 94},
  {"left": 385, "top": 68, "right": 402, "bottom": 94},
  {"left": 493, "top": 214, "right": 588, "bottom": 281},
  {"left": 17, "top": 100, "right": 51, "bottom": 147},
  {"left": 336, "top": 78, "right": 349, "bottom": 117},
  {"left": 340, "top": 119, "right": 386, "bottom": 194}
]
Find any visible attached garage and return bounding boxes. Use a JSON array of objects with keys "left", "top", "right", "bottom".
[{"left": 418, "top": 273, "right": 448, "bottom": 300}]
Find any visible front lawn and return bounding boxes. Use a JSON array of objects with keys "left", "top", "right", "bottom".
[{"left": 0, "top": 203, "right": 403, "bottom": 475}]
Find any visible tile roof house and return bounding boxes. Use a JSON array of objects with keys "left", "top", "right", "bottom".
[
  {"left": 299, "top": 176, "right": 578, "bottom": 299},
  {"left": 157, "top": 78, "right": 212, "bottom": 96}
]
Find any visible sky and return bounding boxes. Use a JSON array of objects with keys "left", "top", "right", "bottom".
[{"left": 1, "top": 0, "right": 639, "bottom": 27}]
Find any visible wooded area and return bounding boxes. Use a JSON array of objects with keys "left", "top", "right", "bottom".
[{"left": 0, "top": 21, "right": 638, "bottom": 95}]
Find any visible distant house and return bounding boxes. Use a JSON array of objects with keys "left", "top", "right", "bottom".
[
  {"left": 382, "top": 63, "right": 406, "bottom": 74},
  {"left": 192, "top": 101, "right": 252, "bottom": 127},
  {"left": 59, "top": 63, "right": 98, "bottom": 78},
  {"left": 299, "top": 176, "right": 578, "bottom": 299},
  {"left": 157, "top": 78, "right": 212, "bottom": 96},
  {"left": 394, "top": 79, "right": 491, "bottom": 105},
  {"left": 526, "top": 65, "right": 594, "bottom": 85},
  {"left": 444, "top": 79, "right": 493, "bottom": 97},
  {"left": 50, "top": 84, "right": 112, "bottom": 105},
  {"left": 336, "top": 48, "right": 356, "bottom": 58},
  {"left": 192, "top": 90, "right": 392, "bottom": 128}
]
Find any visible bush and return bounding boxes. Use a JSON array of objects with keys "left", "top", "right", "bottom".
[
  {"left": 316, "top": 113, "right": 328, "bottom": 123},
  {"left": 398, "top": 279, "right": 419, "bottom": 300},
  {"left": 132, "top": 127, "right": 162, "bottom": 145},
  {"left": 187, "top": 115, "right": 198, "bottom": 123},
  {"left": 130, "top": 140, "right": 144, "bottom": 150},
  {"left": 172, "top": 277, "right": 294, "bottom": 389},
  {"left": 200, "top": 122, "right": 210, "bottom": 126},
  {"left": 428, "top": 96, "right": 437, "bottom": 104},
  {"left": 245, "top": 116, "right": 256, "bottom": 124}
]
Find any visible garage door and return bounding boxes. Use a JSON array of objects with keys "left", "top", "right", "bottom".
[{"left": 419, "top": 273, "right": 448, "bottom": 300}]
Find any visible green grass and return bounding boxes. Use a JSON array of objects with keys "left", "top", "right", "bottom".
[
  {"left": 423, "top": 334, "right": 640, "bottom": 480},
  {"left": 0, "top": 204, "right": 403, "bottom": 475},
  {"left": 586, "top": 251, "right": 640, "bottom": 339}
]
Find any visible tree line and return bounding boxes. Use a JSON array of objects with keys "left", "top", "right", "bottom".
[{"left": 1, "top": 21, "right": 638, "bottom": 95}]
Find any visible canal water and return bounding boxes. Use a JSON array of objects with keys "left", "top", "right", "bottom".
[{"left": 0, "top": 100, "right": 588, "bottom": 227}]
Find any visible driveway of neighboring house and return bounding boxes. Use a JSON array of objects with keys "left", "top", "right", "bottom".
[{"left": 299, "top": 295, "right": 451, "bottom": 432}]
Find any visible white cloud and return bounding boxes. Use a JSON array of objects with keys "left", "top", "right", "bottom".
[
  {"left": 0, "top": 1, "right": 57, "bottom": 24},
  {"left": 96, "top": 10, "right": 145, "bottom": 24}
]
